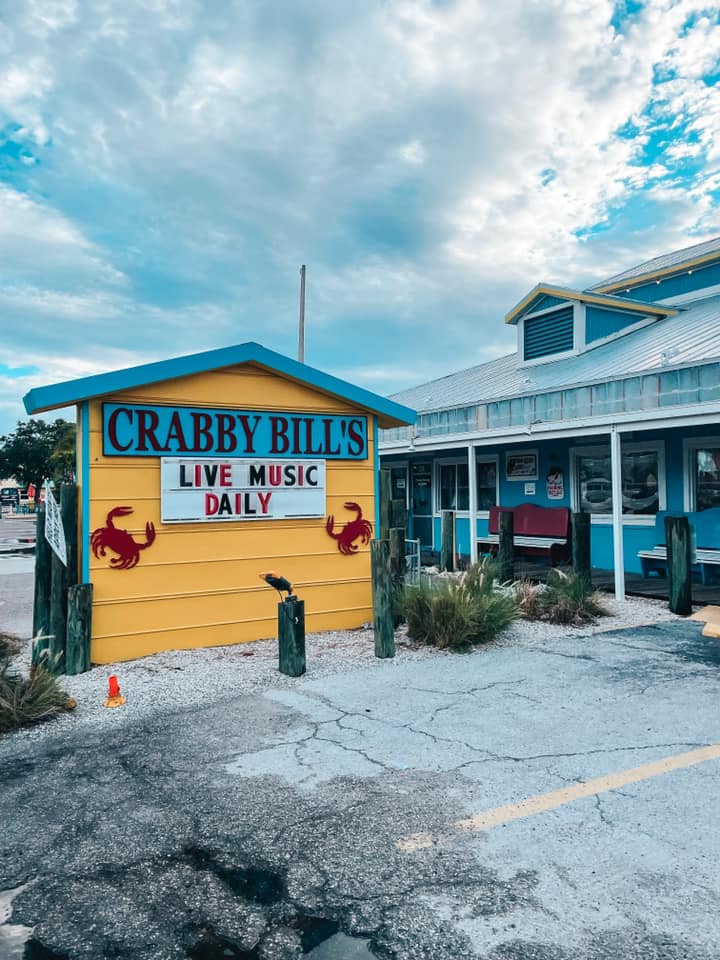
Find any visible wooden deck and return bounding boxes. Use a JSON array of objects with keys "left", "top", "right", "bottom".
[
  {"left": 421, "top": 550, "right": 720, "bottom": 604},
  {"left": 513, "top": 560, "right": 720, "bottom": 604}
]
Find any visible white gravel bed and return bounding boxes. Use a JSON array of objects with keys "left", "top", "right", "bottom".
[{"left": 2, "top": 593, "right": 688, "bottom": 746}]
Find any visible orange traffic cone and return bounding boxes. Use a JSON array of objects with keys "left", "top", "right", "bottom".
[{"left": 104, "top": 674, "right": 126, "bottom": 708}]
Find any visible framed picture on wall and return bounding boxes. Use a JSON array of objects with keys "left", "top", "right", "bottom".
[{"left": 506, "top": 450, "right": 538, "bottom": 481}]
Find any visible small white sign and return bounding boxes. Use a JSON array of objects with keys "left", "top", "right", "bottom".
[
  {"left": 44, "top": 481, "right": 67, "bottom": 566},
  {"left": 161, "top": 458, "right": 326, "bottom": 523},
  {"left": 524, "top": 482, "right": 536, "bottom": 496}
]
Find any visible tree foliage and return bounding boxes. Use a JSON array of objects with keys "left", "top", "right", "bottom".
[{"left": 0, "top": 419, "right": 76, "bottom": 491}]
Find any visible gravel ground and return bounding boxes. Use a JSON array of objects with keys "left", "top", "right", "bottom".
[{"left": 3, "top": 591, "right": 685, "bottom": 746}]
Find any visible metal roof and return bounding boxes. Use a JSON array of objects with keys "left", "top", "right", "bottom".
[
  {"left": 592, "top": 235, "right": 720, "bottom": 291},
  {"left": 390, "top": 294, "right": 720, "bottom": 414},
  {"left": 24, "top": 341, "right": 416, "bottom": 430}
]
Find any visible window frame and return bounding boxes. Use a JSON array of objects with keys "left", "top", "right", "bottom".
[
  {"left": 570, "top": 441, "right": 666, "bottom": 525},
  {"left": 434, "top": 458, "right": 470, "bottom": 515},
  {"left": 683, "top": 436, "right": 720, "bottom": 511},
  {"left": 475, "top": 453, "right": 499, "bottom": 519}
]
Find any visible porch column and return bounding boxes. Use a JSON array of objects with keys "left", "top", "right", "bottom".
[
  {"left": 468, "top": 445, "right": 478, "bottom": 563},
  {"left": 610, "top": 426, "right": 625, "bottom": 600}
]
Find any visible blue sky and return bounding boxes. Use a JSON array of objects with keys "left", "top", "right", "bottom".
[{"left": 0, "top": 0, "right": 718, "bottom": 435}]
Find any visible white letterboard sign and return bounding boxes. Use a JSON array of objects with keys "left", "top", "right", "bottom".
[{"left": 161, "top": 458, "right": 326, "bottom": 523}]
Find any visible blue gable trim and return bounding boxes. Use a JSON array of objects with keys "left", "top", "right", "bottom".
[
  {"left": 24, "top": 341, "right": 416, "bottom": 430},
  {"left": 520, "top": 294, "right": 570, "bottom": 316}
]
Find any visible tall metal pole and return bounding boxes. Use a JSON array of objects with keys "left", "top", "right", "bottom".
[
  {"left": 468, "top": 444, "right": 478, "bottom": 564},
  {"left": 610, "top": 425, "right": 625, "bottom": 600},
  {"left": 298, "top": 264, "right": 306, "bottom": 363}
]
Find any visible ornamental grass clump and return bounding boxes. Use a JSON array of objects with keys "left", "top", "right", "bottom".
[
  {"left": 515, "top": 569, "right": 608, "bottom": 626},
  {"left": 0, "top": 638, "right": 73, "bottom": 736},
  {"left": 402, "top": 559, "right": 518, "bottom": 651}
]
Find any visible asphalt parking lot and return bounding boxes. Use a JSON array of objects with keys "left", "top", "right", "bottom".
[{"left": 1, "top": 612, "right": 720, "bottom": 959}]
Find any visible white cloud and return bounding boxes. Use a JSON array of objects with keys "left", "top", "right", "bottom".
[{"left": 0, "top": 0, "right": 718, "bottom": 432}]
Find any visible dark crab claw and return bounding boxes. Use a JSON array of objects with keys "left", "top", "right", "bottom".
[{"left": 343, "top": 501, "right": 361, "bottom": 511}]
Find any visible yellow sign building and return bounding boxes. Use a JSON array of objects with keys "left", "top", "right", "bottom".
[{"left": 24, "top": 343, "right": 415, "bottom": 664}]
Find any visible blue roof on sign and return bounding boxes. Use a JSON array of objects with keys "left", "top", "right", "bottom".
[{"left": 23, "top": 341, "right": 416, "bottom": 430}]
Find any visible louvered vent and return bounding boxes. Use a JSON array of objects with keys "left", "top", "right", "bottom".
[{"left": 524, "top": 306, "right": 574, "bottom": 361}]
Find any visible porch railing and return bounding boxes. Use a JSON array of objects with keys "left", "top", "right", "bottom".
[{"left": 404, "top": 538, "right": 421, "bottom": 584}]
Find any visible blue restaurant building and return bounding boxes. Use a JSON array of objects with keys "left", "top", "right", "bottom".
[{"left": 379, "top": 237, "right": 720, "bottom": 596}]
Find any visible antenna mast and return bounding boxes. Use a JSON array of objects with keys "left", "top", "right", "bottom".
[{"left": 298, "top": 264, "right": 306, "bottom": 363}]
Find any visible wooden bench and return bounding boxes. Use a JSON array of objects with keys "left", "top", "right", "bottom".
[
  {"left": 638, "top": 508, "right": 720, "bottom": 585},
  {"left": 478, "top": 504, "right": 571, "bottom": 567}
]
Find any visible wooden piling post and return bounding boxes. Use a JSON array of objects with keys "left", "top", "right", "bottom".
[
  {"left": 48, "top": 484, "right": 78, "bottom": 674},
  {"left": 65, "top": 583, "right": 93, "bottom": 675},
  {"left": 498, "top": 510, "right": 515, "bottom": 582},
  {"left": 278, "top": 597, "right": 306, "bottom": 677},
  {"left": 390, "top": 498, "right": 408, "bottom": 530},
  {"left": 440, "top": 510, "right": 455, "bottom": 572},
  {"left": 571, "top": 511, "right": 591, "bottom": 582},
  {"left": 665, "top": 515, "right": 692, "bottom": 616},
  {"left": 389, "top": 527, "right": 406, "bottom": 628},
  {"left": 371, "top": 539, "right": 395, "bottom": 658},
  {"left": 379, "top": 469, "right": 391, "bottom": 541},
  {"left": 32, "top": 504, "right": 52, "bottom": 666}
]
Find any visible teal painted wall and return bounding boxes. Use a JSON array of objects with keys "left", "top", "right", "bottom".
[
  {"left": 616, "top": 259, "right": 720, "bottom": 303},
  {"left": 585, "top": 305, "right": 653, "bottom": 343},
  {"left": 382, "top": 423, "right": 720, "bottom": 573}
]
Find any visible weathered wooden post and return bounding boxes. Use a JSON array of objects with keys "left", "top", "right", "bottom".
[
  {"left": 665, "top": 515, "right": 692, "bottom": 616},
  {"left": 390, "top": 498, "right": 408, "bottom": 531},
  {"left": 371, "top": 539, "right": 395, "bottom": 658},
  {"left": 32, "top": 504, "right": 51, "bottom": 666},
  {"left": 48, "top": 483, "right": 79, "bottom": 673},
  {"left": 379, "top": 469, "right": 391, "bottom": 541},
  {"left": 389, "top": 527, "right": 406, "bottom": 627},
  {"left": 65, "top": 583, "right": 93, "bottom": 675},
  {"left": 571, "top": 511, "right": 591, "bottom": 582},
  {"left": 278, "top": 596, "right": 306, "bottom": 677},
  {"left": 498, "top": 510, "right": 514, "bottom": 582},
  {"left": 440, "top": 510, "right": 455, "bottom": 572}
]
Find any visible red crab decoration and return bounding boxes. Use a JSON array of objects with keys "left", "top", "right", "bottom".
[
  {"left": 91, "top": 506, "right": 156, "bottom": 570},
  {"left": 326, "top": 501, "right": 373, "bottom": 555}
]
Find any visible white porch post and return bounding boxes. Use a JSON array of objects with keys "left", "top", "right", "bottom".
[
  {"left": 468, "top": 444, "right": 478, "bottom": 563},
  {"left": 610, "top": 426, "right": 625, "bottom": 600}
]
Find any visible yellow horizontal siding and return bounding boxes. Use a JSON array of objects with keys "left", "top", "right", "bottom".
[
  {"left": 90, "top": 604, "right": 372, "bottom": 664},
  {"left": 102, "top": 364, "right": 364, "bottom": 415},
  {"left": 85, "top": 366, "right": 377, "bottom": 662}
]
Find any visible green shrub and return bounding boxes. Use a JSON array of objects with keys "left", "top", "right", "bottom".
[
  {"left": 516, "top": 570, "right": 608, "bottom": 626},
  {"left": 0, "top": 645, "right": 72, "bottom": 735},
  {"left": 402, "top": 561, "right": 518, "bottom": 650}
]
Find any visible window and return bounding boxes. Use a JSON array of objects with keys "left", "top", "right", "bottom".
[
  {"left": 476, "top": 457, "right": 498, "bottom": 511},
  {"left": 438, "top": 461, "right": 469, "bottom": 511},
  {"left": 573, "top": 444, "right": 664, "bottom": 516},
  {"left": 685, "top": 440, "right": 720, "bottom": 511}
]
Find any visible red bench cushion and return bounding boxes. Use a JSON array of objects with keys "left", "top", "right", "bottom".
[{"left": 489, "top": 504, "right": 570, "bottom": 538}]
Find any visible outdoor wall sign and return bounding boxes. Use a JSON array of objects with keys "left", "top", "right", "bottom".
[
  {"left": 161, "top": 458, "right": 326, "bottom": 522},
  {"left": 506, "top": 450, "right": 538, "bottom": 481},
  {"left": 546, "top": 467, "right": 565, "bottom": 500},
  {"left": 103, "top": 403, "right": 367, "bottom": 459},
  {"left": 91, "top": 506, "right": 156, "bottom": 569},
  {"left": 326, "top": 501, "right": 373, "bottom": 555}
]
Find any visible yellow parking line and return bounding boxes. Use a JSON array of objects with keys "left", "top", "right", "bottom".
[{"left": 396, "top": 743, "right": 720, "bottom": 852}]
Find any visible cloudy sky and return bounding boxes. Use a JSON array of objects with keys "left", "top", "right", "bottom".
[{"left": 0, "top": 0, "right": 719, "bottom": 434}]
